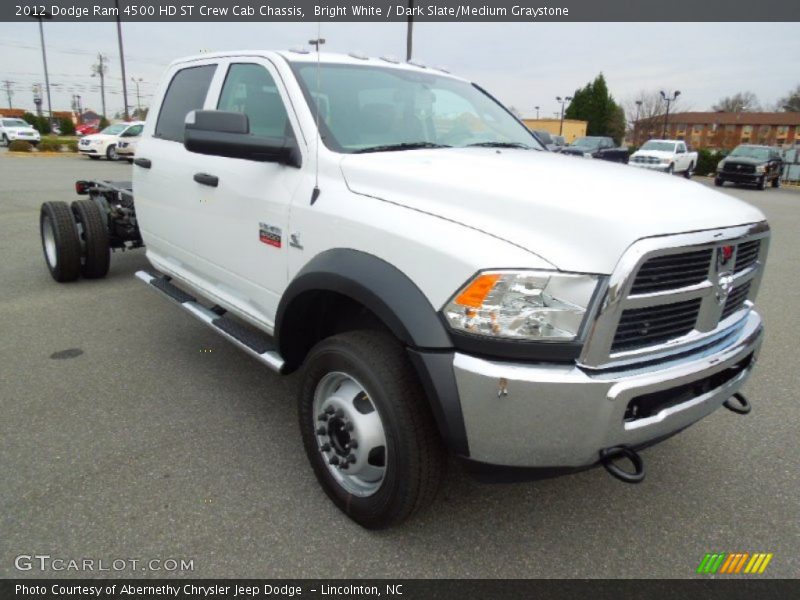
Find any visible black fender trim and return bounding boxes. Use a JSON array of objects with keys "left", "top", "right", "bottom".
[
  {"left": 275, "top": 249, "right": 451, "bottom": 352},
  {"left": 276, "top": 249, "right": 469, "bottom": 456},
  {"left": 407, "top": 349, "right": 469, "bottom": 456}
]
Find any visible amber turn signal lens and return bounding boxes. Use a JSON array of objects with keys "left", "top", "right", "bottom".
[{"left": 454, "top": 274, "right": 500, "bottom": 308}]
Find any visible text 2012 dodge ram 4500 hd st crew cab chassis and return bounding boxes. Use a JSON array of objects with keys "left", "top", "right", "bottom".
[{"left": 39, "top": 51, "right": 769, "bottom": 529}]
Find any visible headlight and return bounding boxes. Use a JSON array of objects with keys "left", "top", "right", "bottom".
[
  {"left": 443, "top": 270, "right": 601, "bottom": 341},
  {"left": 660, "top": 158, "right": 671, "bottom": 164},
  {"left": 717, "top": 162, "right": 726, "bottom": 171},
  {"left": 755, "top": 165, "right": 766, "bottom": 173}
]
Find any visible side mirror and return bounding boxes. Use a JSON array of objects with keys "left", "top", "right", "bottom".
[{"left": 184, "top": 110, "right": 301, "bottom": 167}]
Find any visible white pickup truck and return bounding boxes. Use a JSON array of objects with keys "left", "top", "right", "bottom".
[
  {"left": 629, "top": 139, "right": 698, "bottom": 177},
  {"left": 39, "top": 51, "right": 769, "bottom": 528}
]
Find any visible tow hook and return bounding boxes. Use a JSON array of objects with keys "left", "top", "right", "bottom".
[
  {"left": 599, "top": 446, "right": 645, "bottom": 484},
  {"left": 723, "top": 392, "right": 752, "bottom": 415}
]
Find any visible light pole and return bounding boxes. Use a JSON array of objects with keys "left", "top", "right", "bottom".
[
  {"left": 660, "top": 90, "right": 680, "bottom": 138},
  {"left": 114, "top": 0, "right": 130, "bottom": 120},
  {"left": 556, "top": 95, "right": 572, "bottom": 136},
  {"left": 406, "top": 0, "right": 414, "bottom": 61},
  {"left": 534, "top": 106, "right": 540, "bottom": 119},
  {"left": 131, "top": 77, "right": 143, "bottom": 114},
  {"left": 634, "top": 100, "right": 642, "bottom": 144}
]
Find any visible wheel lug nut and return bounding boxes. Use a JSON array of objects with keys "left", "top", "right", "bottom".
[
  {"left": 321, "top": 443, "right": 331, "bottom": 452},
  {"left": 325, "top": 406, "right": 335, "bottom": 415},
  {"left": 316, "top": 426, "right": 327, "bottom": 435},
  {"left": 334, "top": 409, "right": 344, "bottom": 418},
  {"left": 329, "top": 456, "right": 340, "bottom": 465}
]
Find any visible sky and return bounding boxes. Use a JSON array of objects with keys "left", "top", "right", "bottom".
[{"left": 0, "top": 21, "right": 798, "bottom": 119}]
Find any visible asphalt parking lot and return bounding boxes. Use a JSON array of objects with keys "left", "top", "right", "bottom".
[{"left": 1, "top": 151, "right": 799, "bottom": 579}]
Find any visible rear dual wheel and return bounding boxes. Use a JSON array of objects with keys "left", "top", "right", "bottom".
[
  {"left": 298, "top": 330, "right": 445, "bottom": 529},
  {"left": 71, "top": 199, "right": 110, "bottom": 279},
  {"left": 40, "top": 202, "right": 81, "bottom": 282}
]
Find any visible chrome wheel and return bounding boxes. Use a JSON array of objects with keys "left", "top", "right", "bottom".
[
  {"left": 42, "top": 215, "right": 57, "bottom": 268},
  {"left": 312, "top": 372, "right": 387, "bottom": 497}
]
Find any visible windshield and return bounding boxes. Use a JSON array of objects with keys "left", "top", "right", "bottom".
[
  {"left": 100, "top": 124, "right": 128, "bottom": 135},
  {"left": 3, "top": 119, "right": 29, "bottom": 127},
  {"left": 729, "top": 146, "right": 770, "bottom": 161},
  {"left": 570, "top": 137, "right": 603, "bottom": 149},
  {"left": 641, "top": 141, "right": 676, "bottom": 152},
  {"left": 291, "top": 62, "right": 542, "bottom": 153}
]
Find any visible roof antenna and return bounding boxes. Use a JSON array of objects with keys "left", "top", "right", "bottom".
[{"left": 309, "top": 27, "right": 325, "bottom": 206}]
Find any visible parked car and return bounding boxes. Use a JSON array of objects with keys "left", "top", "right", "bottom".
[
  {"left": 629, "top": 139, "right": 698, "bottom": 178},
  {"left": 75, "top": 122, "right": 100, "bottom": 137},
  {"left": 532, "top": 129, "right": 559, "bottom": 152},
  {"left": 715, "top": 145, "right": 783, "bottom": 190},
  {"left": 78, "top": 121, "right": 144, "bottom": 160},
  {"left": 551, "top": 134, "right": 566, "bottom": 152},
  {"left": 561, "top": 136, "right": 628, "bottom": 162},
  {"left": 39, "top": 51, "right": 769, "bottom": 529},
  {"left": 0, "top": 117, "right": 41, "bottom": 146},
  {"left": 115, "top": 123, "right": 144, "bottom": 162}
]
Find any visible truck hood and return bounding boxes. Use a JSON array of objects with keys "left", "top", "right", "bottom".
[{"left": 339, "top": 148, "right": 765, "bottom": 274}]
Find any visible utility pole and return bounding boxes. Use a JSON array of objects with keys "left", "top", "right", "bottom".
[
  {"left": 3, "top": 80, "right": 13, "bottom": 109},
  {"left": 33, "top": 84, "right": 43, "bottom": 117},
  {"left": 660, "top": 90, "right": 681, "bottom": 138},
  {"left": 556, "top": 95, "right": 573, "bottom": 136},
  {"left": 406, "top": 0, "right": 414, "bottom": 61},
  {"left": 33, "top": 12, "right": 53, "bottom": 126},
  {"left": 534, "top": 106, "right": 540, "bottom": 119},
  {"left": 92, "top": 53, "right": 108, "bottom": 118},
  {"left": 634, "top": 100, "right": 642, "bottom": 145},
  {"left": 131, "top": 77, "right": 143, "bottom": 115},
  {"left": 114, "top": 0, "right": 130, "bottom": 119}
]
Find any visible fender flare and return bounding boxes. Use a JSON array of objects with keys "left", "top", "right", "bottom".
[{"left": 276, "top": 249, "right": 469, "bottom": 456}]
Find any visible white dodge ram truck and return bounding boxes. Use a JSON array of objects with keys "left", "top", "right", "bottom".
[
  {"left": 629, "top": 139, "right": 698, "bottom": 177},
  {"left": 39, "top": 51, "right": 769, "bottom": 529}
]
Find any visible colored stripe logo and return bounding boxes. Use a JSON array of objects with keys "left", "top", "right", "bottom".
[{"left": 697, "top": 552, "right": 773, "bottom": 574}]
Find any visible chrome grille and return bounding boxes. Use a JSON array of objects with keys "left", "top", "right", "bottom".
[
  {"left": 734, "top": 240, "right": 760, "bottom": 272},
  {"left": 630, "top": 249, "right": 713, "bottom": 294},
  {"left": 613, "top": 298, "right": 702, "bottom": 352},
  {"left": 579, "top": 222, "right": 769, "bottom": 369},
  {"left": 721, "top": 282, "right": 751, "bottom": 321}
]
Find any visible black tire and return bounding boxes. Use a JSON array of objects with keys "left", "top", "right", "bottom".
[
  {"left": 40, "top": 201, "right": 81, "bottom": 282},
  {"left": 298, "top": 330, "right": 445, "bottom": 529},
  {"left": 88, "top": 155, "right": 100, "bottom": 160},
  {"left": 757, "top": 176, "right": 767, "bottom": 191},
  {"left": 684, "top": 162, "right": 694, "bottom": 179},
  {"left": 71, "top": 199, "right": 110, "bottom": 279},
  {"left": 2, "top": 134, "right": 8, "bottom": 146},
  {"left": 106, "top": 144, "right": 117, "bottom": 161},
  {"left": 666, "top": 164, "right": 674, "bottom": 175},
  {"left": 772, "top": 176, "right": 780, "bottom": 188},
  {"left": 714, "top": 177, "right": 723, "bottom": 187}
]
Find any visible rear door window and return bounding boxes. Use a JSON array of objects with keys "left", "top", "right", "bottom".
[{"left": 155, "top": 64, "right": 217, "bottom": 142}]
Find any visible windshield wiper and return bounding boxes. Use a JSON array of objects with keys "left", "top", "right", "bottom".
[
  {"left": 466, "top": 141, "right": 537, "bottom": 150},
  {"left": 353, "top": 142, "right": 451, "bottom": 154}
]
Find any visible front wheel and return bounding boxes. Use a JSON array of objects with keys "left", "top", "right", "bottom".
[
  {"left": 2, "top": 134, "right": 8, "bottom": 146},
  {"left": 684, "top": 162, "right": 694, "bottom": 179},
  {"left": 106, "top": 144, "right": 118, "bottom": 161},
  {"left": 757, "top": 176, "right": 767, "bottom": 191},
  {"left": 714, "top": 177, "right": 723, "bottom": 187},
  {"left": 772, "top": 176, "right": 780, "bottom": 188},
  {"left": 666, "top": 164, "right": 674, "bottom": 175},
  {"left": 298, "top": 330, "right": 445, "bottom": 529}
]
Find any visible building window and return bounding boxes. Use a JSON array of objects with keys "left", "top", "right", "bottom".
[
  {"left": 777, "top": 125, "right": 789, "bottom": 140},
  {"left": 742, "top": 125, "right": 752, "bottom": 141}
]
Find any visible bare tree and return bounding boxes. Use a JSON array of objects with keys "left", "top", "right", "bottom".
[
  {"left": 777, "top": 84, "right": 800, "bottom": 112},
  {"left": 711, "top": 91, "right": 760, "bottom": 112},
  {"left": 624, "top": 90, "right": 687, "bottom": 130}
]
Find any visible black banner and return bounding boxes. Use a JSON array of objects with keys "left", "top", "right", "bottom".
[
  {"left": 3, "top": 580, "right": 800, "bottom": 600},
  {"left": 2, "top": 0, "right": 799, "bottom": 22}
]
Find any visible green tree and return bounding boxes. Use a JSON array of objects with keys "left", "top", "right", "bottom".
[
  {"left": 59, "top": 117, "right": 76, "bottom": 136},
  {"left": 564, "top": 73, "right": 626, "bottom": 144}
]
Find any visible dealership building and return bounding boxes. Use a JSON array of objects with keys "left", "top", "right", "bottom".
[{"left": 633, "top": 111, "right": 800, "bottom": 150}]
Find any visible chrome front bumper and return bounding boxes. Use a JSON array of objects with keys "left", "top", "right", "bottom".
[
  {"left": 629, "top": 162, "right": 670, "bottom": 172},
  {"left": 453, "top": 311, "right": 763, "bottom": 468}
]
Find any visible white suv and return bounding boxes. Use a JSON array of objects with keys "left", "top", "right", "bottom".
[
  {"left": 78, "top": 121, "right": 144, "bottom": 160},
  {"left": 1, "top": 118, "right": 41, "bottom": 146}
]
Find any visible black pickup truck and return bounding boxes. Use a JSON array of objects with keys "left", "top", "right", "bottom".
[
  {"left": 715, "top": 144, "right": 784, "bottom": 190},
  {"left": 561, "top": 136, "right": 629, "bottom": 163}
]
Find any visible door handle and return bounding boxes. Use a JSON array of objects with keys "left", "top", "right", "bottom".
[
  {"left": 193, "top": 173, "right": 219, "bottom": 187},
  {"left": 133, "top": 157, "right": 151, "bottom": 169}
]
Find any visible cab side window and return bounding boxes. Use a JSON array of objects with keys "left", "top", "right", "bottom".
[
  {"left": 217, "top": 63, "right": 291, "bottom": 139},
  {"left": 155, "top": 64, "right": 217, "bottom": 142}
]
